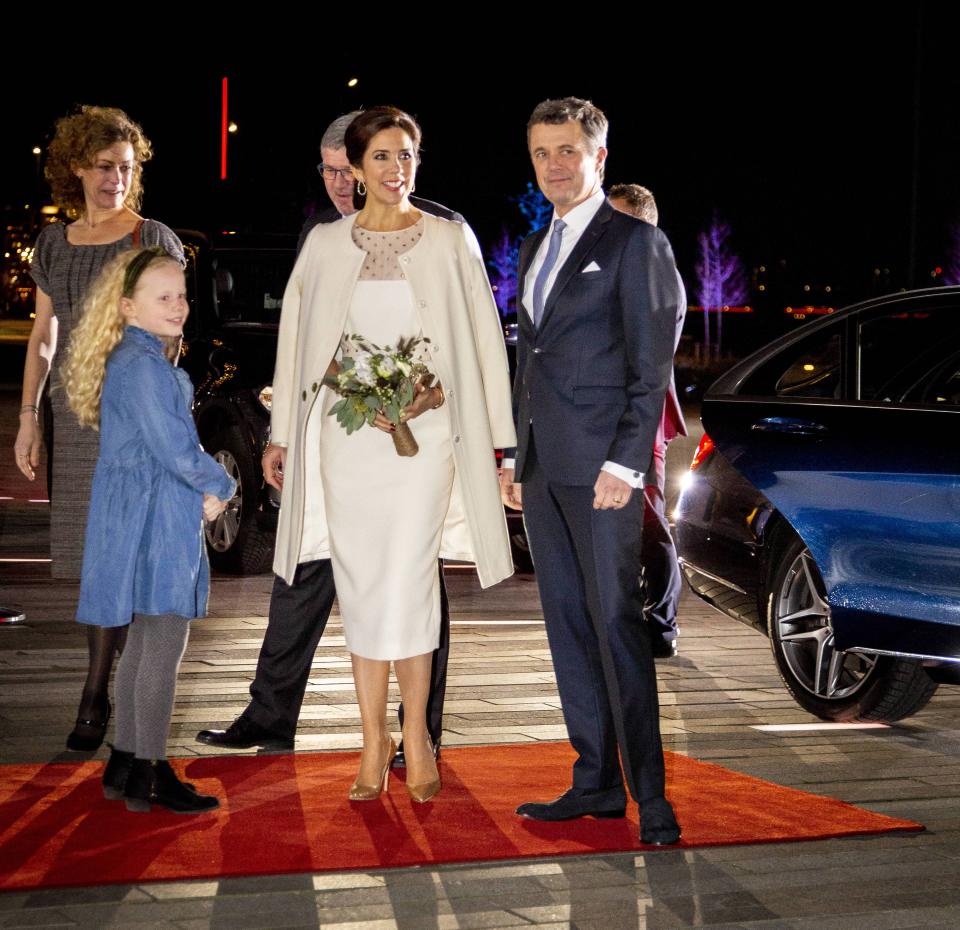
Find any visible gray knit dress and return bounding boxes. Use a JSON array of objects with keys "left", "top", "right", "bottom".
[{"left": 29, "top": 220, "right": 184, "bottom": 579}]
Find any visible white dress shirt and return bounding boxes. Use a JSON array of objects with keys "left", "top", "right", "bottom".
[{"left": 506, "top": 188, "right": 643, "bottom": 489}]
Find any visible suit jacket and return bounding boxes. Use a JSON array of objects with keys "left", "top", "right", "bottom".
[
  {"left": 513, "top": 200, "right": 682, "bottom": 486},
  {"left": 661, "top": 271, "right": 689, "bottom": 446},
  {"left": 297, "top": 196, "right": 465, "bottom": 254}
]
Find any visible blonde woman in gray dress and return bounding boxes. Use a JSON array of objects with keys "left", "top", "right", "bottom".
[{"left": 270, "top": 107, "right": 515, "bottom": 803}]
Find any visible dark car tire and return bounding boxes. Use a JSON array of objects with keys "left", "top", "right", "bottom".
[
  {"left": 204, "top": 427, "right": 273, "bottom": 575},
  {"left": 767, "top": 535, "right": 938, "bottom": 723}
]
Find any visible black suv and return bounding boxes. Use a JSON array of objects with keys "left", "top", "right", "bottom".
[{"left": 178, "top": 229, "right": 295, "bottom": 574}]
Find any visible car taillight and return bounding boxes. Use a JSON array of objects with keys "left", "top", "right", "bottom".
[{"left": 689, "top": 433, "right": 715, "bottom": 471}]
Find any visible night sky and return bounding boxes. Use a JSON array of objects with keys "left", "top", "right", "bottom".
[{"left": 5, "top": 9, "right": 959, "bottom": 318}]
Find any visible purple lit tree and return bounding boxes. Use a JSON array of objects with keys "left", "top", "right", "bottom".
[
  {"left": 487, "top": 228, "right": 520, "bottom": 316},
  {"left": 696, "top": 214, "right": 749, "bottom": 357},
  {"left": 483, "top": 184, "right": 553, "bottom": 317}
]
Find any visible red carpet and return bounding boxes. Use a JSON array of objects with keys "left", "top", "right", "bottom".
[{"left": 0, "top": 743, "right": 921, "bottom": 892}]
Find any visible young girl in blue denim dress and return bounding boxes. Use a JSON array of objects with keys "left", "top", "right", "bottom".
[{"left": 64, "top": 247, "right": 236, "bottom": 814}]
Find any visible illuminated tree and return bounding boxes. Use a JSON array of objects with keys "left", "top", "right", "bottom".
[
  {"left": 487, "top": 229, "right": 519, "bottom": 316},
  {"left": 512, "top": 182, "right": 552, "bottom": 233},
  {"left": 696, "top": 214, "right": 749, "bottom": 356},
  {"left": 483, "top": 184, "right": 552, "bottom": 317}
]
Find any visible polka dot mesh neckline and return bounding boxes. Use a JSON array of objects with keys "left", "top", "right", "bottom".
[{"left": 352, "top": 217, "right": 424, "bottom": 281}]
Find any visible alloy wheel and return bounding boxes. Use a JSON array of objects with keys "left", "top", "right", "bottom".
[
  {"left": 206, "top": 450, "right": 242, "bottom": 553},
  {"left": 774, "top": 549, "right": 878, "bottom": 700}
]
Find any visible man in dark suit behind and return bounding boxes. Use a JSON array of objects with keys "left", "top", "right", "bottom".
[
  {"left": 197, "top": 112, "right": 462, "bottom": 761},
  {"left": 608, "top": 183, "right": 688, "bottom": 658},
  {"left": 500, "top": 98, "right": 682, "bottom": 845}
]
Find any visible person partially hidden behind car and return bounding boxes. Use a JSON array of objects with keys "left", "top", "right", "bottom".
[{"left": 196, "top": 112, "right": 463, "bottom": 767}]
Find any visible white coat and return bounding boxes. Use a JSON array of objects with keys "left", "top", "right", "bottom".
[{"left": 271, "top": 212, "right": 517, "bottom": 588}]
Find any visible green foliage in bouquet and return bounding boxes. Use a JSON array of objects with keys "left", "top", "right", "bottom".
[{"left": 323, "top": 334, "right": 431, "bottom": 435}]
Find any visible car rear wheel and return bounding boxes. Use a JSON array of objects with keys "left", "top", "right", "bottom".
[
  {"left": 204, "top": 427, "right": 273, "bottom": 575},
  {"left": 767, "top": 535, "right": 937, "bottom": 722}
]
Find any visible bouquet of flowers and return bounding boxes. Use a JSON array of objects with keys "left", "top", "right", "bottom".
[{"left": 324, "top": 333, "right": 432, "bottom": 456}]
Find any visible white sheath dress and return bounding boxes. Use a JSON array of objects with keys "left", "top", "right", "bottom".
[{"left": 318, "top": 219, "right": 454, "bottom": 660}]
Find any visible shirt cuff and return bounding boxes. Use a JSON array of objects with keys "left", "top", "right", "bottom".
[
  {"left": 501, "top": 458, "right": 515, "bottom": 471},
  {"left": 602, "top": 460, "right": 644, "bottom": 488}
]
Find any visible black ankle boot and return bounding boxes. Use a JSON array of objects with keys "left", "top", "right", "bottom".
[
  {"left": 123, "top": 758, "right": 219, "bottom": 814},
  {"left": 102, "top": 745, "right": 135, "bottom": 799}
]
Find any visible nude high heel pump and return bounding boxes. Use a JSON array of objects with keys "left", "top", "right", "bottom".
[
  {"left": 405, "top": 739, "right": 441, "bottom": 803},
  {"left": 349, "top": 736, "right": 397, "bottom": 801}
]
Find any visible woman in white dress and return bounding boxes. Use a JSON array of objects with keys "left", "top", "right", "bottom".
[{"left": 270, "top": 107, "right": 516, "bottom": 804}]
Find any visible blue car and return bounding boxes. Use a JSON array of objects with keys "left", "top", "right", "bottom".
[{"left": 675, "top": 287, "right": 960, "bottom": 721}]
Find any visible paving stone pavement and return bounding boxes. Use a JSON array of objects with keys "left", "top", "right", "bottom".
[
  {"left": 2, "top": 385, "right": 959, "bottom": 929},
  {"left": 3, "top": 557, "right": 960, "bottom": 929}
]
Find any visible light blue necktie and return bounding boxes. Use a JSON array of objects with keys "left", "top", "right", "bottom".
[{"left": 532, "top": 219, "right": 566, "bottom": 328}]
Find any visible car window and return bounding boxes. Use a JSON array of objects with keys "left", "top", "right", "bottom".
[
  {"left": 902, "top": 350, "right": 960, "bottom": 407},
  {"left": 213, "top": 250, "right": 294, "bottom": 324},
  {"left": 739, "top": 329, "right": 843, "bottom": 399},
  {"left": 858, "top": 306, "right": 960, "bottom": 402}
]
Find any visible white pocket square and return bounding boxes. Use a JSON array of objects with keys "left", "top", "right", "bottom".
[{"left": 582, "top": 261, "right": 601, "bottom": 273}]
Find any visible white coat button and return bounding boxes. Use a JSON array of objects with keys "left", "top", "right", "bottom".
[
  {"left": 454, "top": 435, "right": 461, "bottom": 443},
  {"left": 419, "top": 300, "right": 426, "bottom": 307}
]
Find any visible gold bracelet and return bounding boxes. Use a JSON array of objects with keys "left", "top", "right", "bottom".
[{"left": 431, "top": 384, "right": 445, "bottom": 409}]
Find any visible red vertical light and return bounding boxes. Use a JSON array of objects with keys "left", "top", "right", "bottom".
[{"left": 220, "top": 77, "right": 228, "bottom": 181}]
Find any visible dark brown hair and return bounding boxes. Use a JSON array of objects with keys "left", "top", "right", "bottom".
[
  {"left": 527, "top": 97, "right": 608, "bottom": 152},
  {"left": 344, "top": 106, "right": 422, "bottom": 169},
  {"left": 608, "top": 183, "right": 659, "bottom": 225},
  {"left": 44, "top": 106, "right": 153, "bottom": 217}
]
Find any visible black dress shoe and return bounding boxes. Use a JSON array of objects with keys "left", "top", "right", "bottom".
[
  {"left": 392, "top": 737, "right": 441, "bottom": 770},
  {"left": 516, "top": 786, "right": 627, "bottom": 821},
  {"left": 124, "top": 758, "right": 219, "bottom": 814},
  {"left": 195, "top": 717, "right": 293, "bottom": 750},
  {"left": 651, "top": 637, "right": 678, "bottom": 660},
  {"left": 640, "top": 796, "right": 681, "bottom": 845},
  {"left": 66, "top": 699, "right": 111, "bottom": 752}
]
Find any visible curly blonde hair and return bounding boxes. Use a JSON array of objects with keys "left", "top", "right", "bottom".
[
  {"left": 45, "top": 106, "right": 153, "bottom": 217},
  {"left": 64, "top": 249, "right": 180, "bottom": 428}
]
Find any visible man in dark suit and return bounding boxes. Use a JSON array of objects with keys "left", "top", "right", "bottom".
[
  {"left": 608, "top": 184, "right": 688, "bottom": 658},
  {"left": 500, "top": 98, "right": 682, "bottom": 845},
  {"left": 197, "top": 112, "right": 461, "bottom": 763}
]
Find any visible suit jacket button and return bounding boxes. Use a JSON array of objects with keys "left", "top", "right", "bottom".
[{"left": 533, "top": 347, "right": 543, "bottom": 354}]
